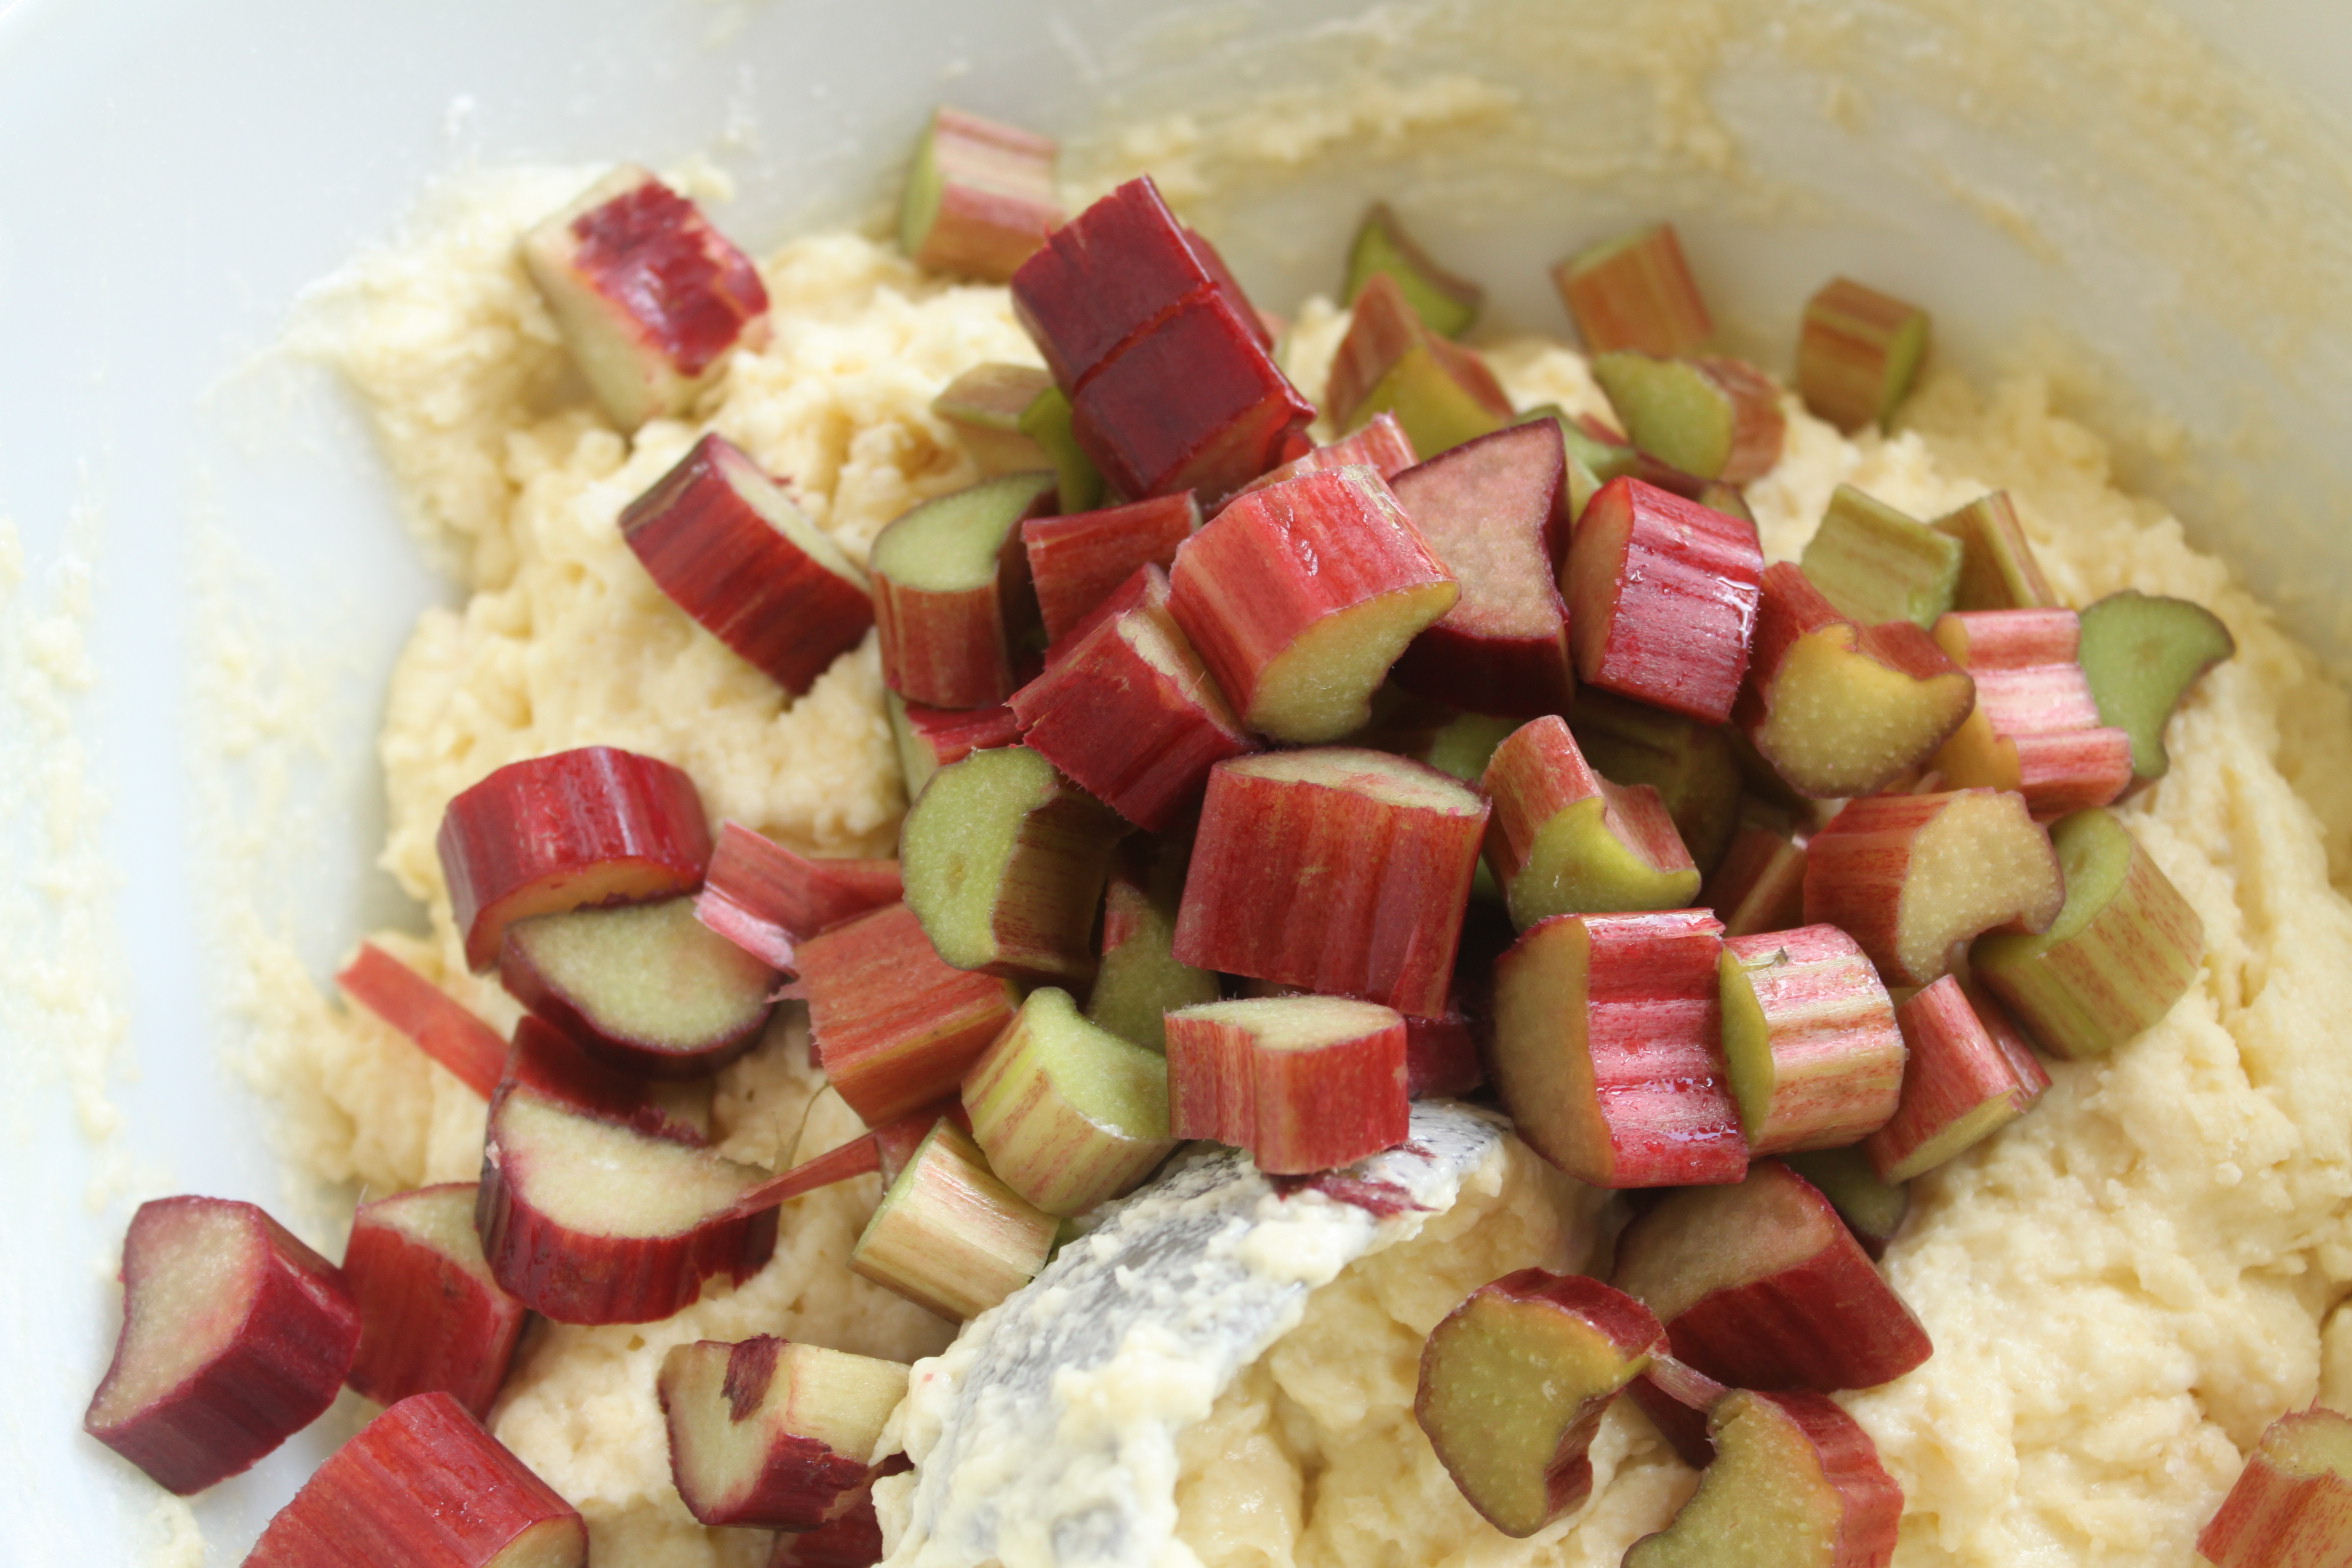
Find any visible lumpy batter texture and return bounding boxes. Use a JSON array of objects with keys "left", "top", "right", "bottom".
[{"left": 285, "top": 168, "right": 2352, "bottom": 1568}]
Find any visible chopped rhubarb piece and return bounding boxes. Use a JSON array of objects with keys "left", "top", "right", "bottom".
[
  {"left": 438, "top": 745, "right": 712, "bottom": 971},
  {"left": 1345, "top": 201, "right": 1484, "bottom": 339},
  {"left": 900, "top": 744, "right": 1125, "bottom": 984},
  {"left": 1702, "top": 813, "right": 1811, "bottom": 939},
  {"left": 520, "top": 165, "right": 771, "bottom": 432},
  {"left": 800, "top": 902, "right": 1022, "bottom": 1125},
  {"left": 1415, "top": 1271, "right": 1666, "bottom": 1537},
  {"left": 2197, "top": 1407, "right": 2352, "bottom": 1568},
  {"left": 1795, "top": 278, "right": 1931, "bottom": 434},
  {"left": 1735, "top": 563, "right": 1978, "bottom": 798},
  {"left": 1591, "top": 354, "right": 1784, "bottom": 484},
  {"left": 695, "top": 822, "right": 901, "bottom": 972},
  {"left": 1009, "top": 176, "right": 1230, "bottom": 388},
  {"left": 850, "top": 1122, "right": 1057, "bottom": 1320},
  {"left": 1164, "top": 995, "right": 1410, "bottom": 1174},
  {"left": 964, "top": 986, "right": 1177, "bottom": 1214},
  {"left": 769, "top": 1470, "right": 900, "bottom": 1568},
  {"left": 342, "top": 1184, "right": 527, "bottom": 1418},
  {"left": 727, "top": 1104, "right": 961, "bottom": 1218},
  {"left": 871, "top": 471, "right": 1056, "bottom": 710},
  {"left": 1800, "top": 486, "right": 1964, "bottom": 629},
  {"left": 900, "top": 107, "right": 1062, "bottom": 282},
  {"left": 1783, "top": 1147, "right": 1910, "bottom": 1259},
  {"left": 1972, "top": 805, "right": 2206, "bottom": 1059},
  {"left": 1326, "top": 272, "right": 1514, "bottom": 457},
  {"left": 84, "top": 1196, "right": 361, "bottom": 1495},
  {"left": 1489, "top": 908, "right": 1746, "bottom": 1188},
  {"left": 659, "top": 1336, "right": 909, "bottom": 1529},
  {"left": 503, "top": 1014, "right": 712, "bottom": 1145},
  {"left": 1009, "top": 569, "right": 1255, "bottom": 830},
  {"left": 337, "top": 942, "right": 508, "bottom": 1098},
  {"left": 1168, "top": 465, "right": 1459, "bottom": 743},
  {"left": 245, "top": 1392, "right": 583, "bottom": 1568},
  {"left": 1233, "top": 411, "right": 1420, "bottom": 500},
  {"left": 1861, "top": 976, "right": 2047, "bottom": 1181},
  {"left": 888, "top": 693, "right": 1022, "bottom": 803},
  {"left": 1929, "top": 608, "right": 2133, "bottom": 817},
  {"left": 1174, "top": 748, "right": 1489, "bottom": 1017},
  {"left": 1627, "top": 1352, "right": 1729, "bottom": 1468},
  {"left": 1934, "top": 491, "right": 2058, "bottom": 612},
  {"left": 1182, "top": 224, "right": 1275, "bottom": 351},
  {"left": 1022, "top": 493, "right": 1200, "bottom": 643},
  {"left": 1526, "top": 404, "right": 1712, "bottom": 503},
  {"left": 476, "top": 1084, "right": 776, "bottom": 1324},
  {"left": 1569, "top": 691, "right": 1744, "bottom": 873},
  {"left": 498, "top": 895, "right": 777, "bottom": 1078},
  {"left": 932, "top": 363, "right": 1053, "bottom": 475},
  {"left": 1481, "top": 715, "right": 1700, "bottom": 928},
  {"left": 1086, "top": 836, "right": 1221, "bottom": 1053},
  {"left": 1018, "top": 385, "right": 1107, "bottom": 514},
  {"left": 1566, "top": 476, "right": 1765, "bottom": 725},
  {"left": 1552, "top": 222, "right": 1712, "bottom": 357},
  {"left": 620, "top": 432, "right": 873, "bottom": 694},
  {"left": 1718, "top": 925, "right": 1904, "bottom": 1156},
  {"left": 1387, "top": 419, "right": 1579, "bottom": 716},
  {"left": 1623, "top": 1388, "right": 1903, "bottom": 1568},
  {"left": 1805, "top": 788, "right": 2064, "bottom": 986},
  {"left": 2077, "top": 589, "right": 2237, "bottom": 781},
  {"left": 1612, "top": 1159, "right": 1932, "bottom": 1390}
]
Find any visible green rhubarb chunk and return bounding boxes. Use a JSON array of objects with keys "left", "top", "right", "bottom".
[
  {"left": 1782, "top": 1148, "right": 1908, "bottom": 1258},
  {"left": 1503, "top": 793, "right": 1702, "bottom": 929},
  {"left": 1418, "top": 711, "right": 1523, "bottom": 785},
  {"left": 1017, "top": 386, "right": 1105, "bottom": 514},
  {"left": 871, "top": 470, "right": 1057, "bottom": 593},
  {"left": 1086, "top": 841, "right": 1220, "bottom": 1053},
  {"left": 1798, "top": 485, "right": 1963, "bottom": 629},
  {"left": 1589, "top": 353, "right": 1736, "bottom": 479},
  {"left": 1343, "top": 202, "right": 1483, "bottom": 340},
  {"left": 964, "top": 987, "right": 1175, "bottom": 1216},
  {"left": 2076, "top": 589, "right": 2235, "bottom": 781},
  {"left": 1568, "top": 693, "right": 1742, "bottom": 874},
  {"left": 1972, "top": 807, "right": 2206, "bottom": 1060},
  {"left": 1622, "top": 1391, "right": 1857, "bottom": 1568},
  {"left": 898, "top": 118, "right": 947, "bottom": 261},
  {"left": 1355, "top": 342, "right": 1506, "bottom": 458},
  {"left": 1934, "top": 491, "right": 2057, "bottom": 612}
]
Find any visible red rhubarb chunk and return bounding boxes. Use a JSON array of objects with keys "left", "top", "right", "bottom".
[
  {"left": 1164, "top": 995, "right": 1411, "bottom": 1174},
  {"left": 799, "top": 902, "right": 1023, "bottom": 1125},
  {"left": 437, "top": 745, "right": 712, "bottom": 971},
  {"left": 1566, "top": 477, "right": 1764, "bottom": 725},
  {"left": 1009, "top": 175, "right": 1228, "bottom": 390},
  {"left": 2197, "top": 1408, "right": 2352, "bottom": 1568},
  {"left": 245, "top": 1392, "right": 585, "bottom": 1568},
  {"left": 891, "top": 695, "right": 1023, "bottom": 803},
  {"left": 901, "top": 107, "right": 1063, "bottom": 283},
  {"left": 342, "top": 1184, "right": 528, "bottom": 1418},
  {"left": 503, "top": 1014, "right": 711, "bottom": 1146},
  {"left": 695, "top": 821, "right": 902, "bottom": 972},
  {"left": 84, "top": 1196, "right": 362, "bottom": 1496},
  {"left": 337, "top": 942, "right": 508, "bottom": 1098},
  {"left": 620, "top": 433, "right": 874, "bottom": 695},
  {"left": 1174, "top": 748, "right": 1490, "bottom": 1018},
  {"left": 1022, "top": 493, "right": 1201, "bottom": 643},
  {"left": 1929, "top": 608, "right": 2133, "bottom": 819},
  {"left": 1862, "top": 977, "right": 2049, "bottom": 1183},
  {"left": 659, "top": 1335, "right": 908, "bottom": 1530},
  {"left": 1233, "top": 411, "right": 1420, "bottom": 500}
]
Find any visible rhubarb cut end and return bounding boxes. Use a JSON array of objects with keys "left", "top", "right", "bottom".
[
  {"left": 1248, "top": 581, "right": 1461, "bottom": 742},
  {"left": 1753, "top": 623, "right": 1976, "bottom": 799},
  {"left": 2077, "top": 589, "right": 2236, "bottom": 781}
]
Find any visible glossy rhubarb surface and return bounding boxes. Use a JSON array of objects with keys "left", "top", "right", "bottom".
[
  {"left": 1566, "top": 476, "right": 1764, "bottom": 725},
  {"left": 1553, "top": 223, "right": 1712, "bottom": 357},
  {"left": 1164, "top": 995, "right": 1411, "bottom": 1174}
]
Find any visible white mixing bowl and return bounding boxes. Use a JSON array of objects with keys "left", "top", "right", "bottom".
[{"left": 7, "top": 0, "right": 2350, "bottom": 1558}]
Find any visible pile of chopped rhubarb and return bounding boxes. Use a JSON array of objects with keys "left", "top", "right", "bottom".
[{"left": 85, "top": 105, "right": 2305, "bottom": 1568}]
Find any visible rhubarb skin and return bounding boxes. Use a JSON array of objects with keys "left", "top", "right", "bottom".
[
  {"left": 1795, "top": 277, "right": 1931, "bottom": 434},
  {"left": 1804, "top": 788, "right": 2065, "bottom": 987},
  {"left": 1972, "top": 805, "right": 2207, "bottom": 1060},
  {"left": 1930, "top": 608, "right": 2133, "bottom": 819},
  {"left": 1701, "top": 819, "right": 1810, "bottom": 939},
  {"left": 84, "top": 1196, "right": 363, "bottom": 1496},
  {"left": 1164, "top": 995, "right": 1411, "bottom": 1175},
  {"left": 2196, "top": 1407, "right": 2352, "bottom": 1568},
  {"left": 1612, "top": 1159, "right": 1932, "bottom": 1391},
  {"left": 1407, "top": 1009, "right": 1486, "bottom": 1099},
  {"left": 1168, "top": 465, "right": 1460, "bottom": 744},
  {"left": 521, "top": 166, "right": 770, "bottom": 433},
  {"left": 244, "top": 1392, "right": 585, "bottom": 1568},
  {"left": 694, "top": 821, "right": 902, "bottom": 972},
  {"left": 476, "top": 1084, "right": 777, "bottom": 1325},
  {"left": 1719, "top": 925, "right": 1905, "bottom": 1156},
  {"left": 503, "top": 1015, "right": 713, "bottom": 1147},
  {"left": 1488, "top": 909, "right": 1747, "bottom": 1188},
  {"left": 1590, "top": 354, "right": 1785, "bottom": 485},
  {"left": 1623, "top": 1388, "right": 1903, "bottom": 1568},
  {"left": 342, "top": 1185, "right": 528, "bottom": 1419},
  {"left": 1008, "top": 175, "right": 1230, "bottom": 390},
  {"left": 658, "top": 1336, "right": 909, "bottom": 1530},
  {"left": 1481, "top": 715, "right": 1701, "bottom": 927},
  {"left": 1734, "top": 563, "right": 1978, "bottom": 799},
  {"left": 1022, "top": 493, "right": 1201, "bottom": 643},
  {"left": 1800, "top": 486, "right": 1965, "bottom": 631},
  {"left": 437, "top": 745, "right": 713, "bottom": 972},
  {"left": 850, "top": 1122, "right": 1058, "bottom": 1321},
  {"left": 870, "top": 471, "right": 1057, "bottom": 710},
  {"left": 1936, "top": 491, "right": 2059, "bottom": 612},
  {"left": 337, "top": 942, "right": 508, "bottom": 1098},
  {"left": 1862, "top": 976, "right": 2049, "bottom": 1183},
  {"left": 620, "top": 432, "right": 874, "bottom": 695},
  {"left": 800, "top": 902, "right": 1023, "bottom": 1125},
  {"left": 1552, "top": 222, "right": 1713, "bottom": 357},
  {"left": 1566, "top": 477, "right": 1764, "bottom": 725},
  {"left": 1008, "top": 569, "right": 1256, "bottom": 831},
  {"left": 1233, "top": 411, "right": 1420, "bottom": 500},
  {"left": 889, "top": 693, "right": 1022, "bottom": 804},
  {"left": 1388, "top": 419, "right": 1580, "bottom": 716},
  {"left": 770, "top": 1464, "right": 905, "bottom": 1568},
  {"left": 963, "top": 987, "right": 1178, "bottom": 1214},
  {"left": 1174, "top": 748, "right": 1490, "bottom": 1018},
  {"left": 1327, "top": 271, "right": 1515, "bottom": 457},
  {"left": 900, "top": 107, "right": 1063, "bottom": 282}
]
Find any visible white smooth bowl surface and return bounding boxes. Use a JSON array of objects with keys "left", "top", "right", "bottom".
[{"left": 6, "top": 0, "right": 2352, "bottom": 1560}]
